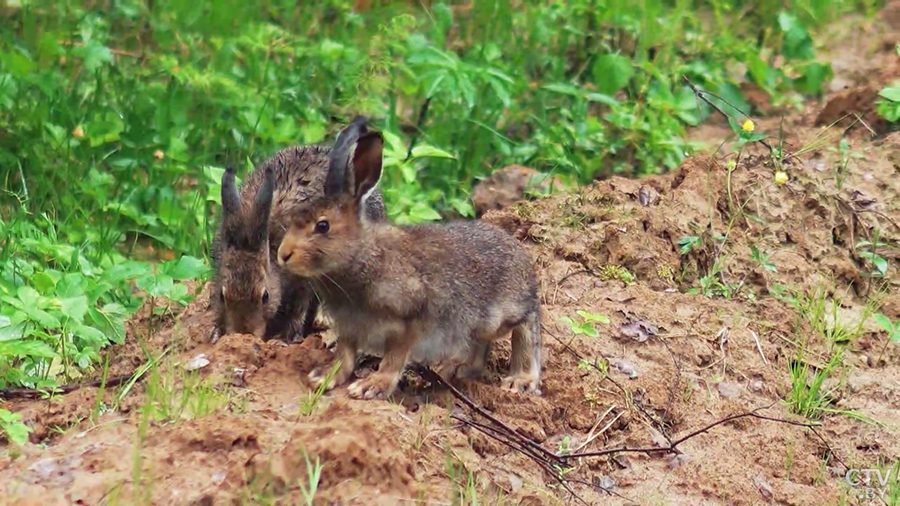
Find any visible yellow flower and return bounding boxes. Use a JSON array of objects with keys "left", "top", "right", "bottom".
[
  {"left": 774, "top": 170, "right": 788, "bottom": 185},
  {"left": 72, "top": 126, "right": 84, "bottom": 138},
  {"left": 153, "top": 149, "right": 165, "bottom": 160},
  {"left": 741, "top": 119, "right": 755, "bottom": 133}
]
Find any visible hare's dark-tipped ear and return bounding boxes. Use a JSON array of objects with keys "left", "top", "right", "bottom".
[
  {"left": 325, "top": 116, "right": 369, "bottom": 197},
  {"left": 221, "top": 166, "right": 241, "bottom": 217},
  {"left": 249, "top": 165, "right": 275, "bottom": 244},
  {"left": 351, "top": 131, "right": 383, "bottom": 204}
]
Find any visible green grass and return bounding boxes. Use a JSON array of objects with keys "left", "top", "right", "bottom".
[{"left": 0, "top": 0, "right": 883, "bottom": 389}]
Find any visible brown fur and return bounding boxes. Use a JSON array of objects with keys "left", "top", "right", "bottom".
[
  {"left": 210, "top": 125, "right": 387, "bottom": 343},
  {"left": 277, "top": 120, "right": 542, "bottom": 399}
]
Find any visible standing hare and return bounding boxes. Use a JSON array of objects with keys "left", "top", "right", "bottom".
[
  {"left": 210, "top": 122, "right": 387, "bottom": 343},
  {"left": 277, "top": 117, "right": 542, "bottom": 399}
]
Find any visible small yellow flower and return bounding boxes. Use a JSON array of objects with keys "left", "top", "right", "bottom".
[
  {"left": 741, "top": 119, "right": 755, "bottom": 133},
  {"left": 774, "top": 170, "right": 788, "bottom": 185},
  {"left": 726, "top": 159, "right": 737, "bottom": 170},
  {"left": 72, "top": 126, "right": 84, "bottom": 138},
  {"left": 153, "top": 149, "right": 165, "bottom": 160}
]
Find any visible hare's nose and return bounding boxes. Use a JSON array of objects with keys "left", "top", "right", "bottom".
[{"left": 279, "top": 250, "right": 293, "bottom": 265}]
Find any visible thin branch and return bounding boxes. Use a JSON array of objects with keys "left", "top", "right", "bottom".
[
  {"left": 561, "top": 407, "right": 821, "bottom": 460},
  {"left": 417, "top": 366, "right": 561, "bottom": 463}
]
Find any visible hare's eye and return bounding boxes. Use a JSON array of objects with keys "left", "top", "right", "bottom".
[
  {"left": 314, "top": 220, "right": 330, "bottom": 234},
  {"left": 261, "top": 289, "right": 269, "bottom": 304}
]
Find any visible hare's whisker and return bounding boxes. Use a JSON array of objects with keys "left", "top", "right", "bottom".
[{"left": 321, "top": 273, "right": 352, "bottom": 302}]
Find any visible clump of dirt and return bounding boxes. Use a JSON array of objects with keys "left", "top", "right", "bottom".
[
  {"left": 471, "top": 164, "right": 564, "bottom": 216},
  {"left": 815, "top": 85, "right": 894, "bottom": 135}
]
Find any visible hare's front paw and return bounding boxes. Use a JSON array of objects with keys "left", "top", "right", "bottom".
[
  {"left": 308, "top": 363, "right": 351, "bottom": 391},
  {"left": 501, "top": 373, "right": 541, "bottom": 396},
  {"left": 347, "top": 374, "right": 397, "bottom": 400}
]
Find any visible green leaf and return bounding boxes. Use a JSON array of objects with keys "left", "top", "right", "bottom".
[
  {"left": 16, "top": 286, "right": 41, "bottom": 307},
  {"left": 0, "top": 408, "right": 33, "bottom": 445},
  {"left": 878, "top": 86, "right": 900, "bottom": 102},
  {"left": 73, "top": 42, "right": 113, "bottom": 72},
  {"left": 136, "top": 274, "right": 174, "bottom": 298},
  {"left": 73, "top": 324, "right": 108, "bottom": 347},
  {"left": 31, "top": 272, "right": 58, "bottom": 295},
  {"left": 104, "top": 261, "right": 152, "bottom": 284},
  {"left": 89, "top": 304, "right": 127, "bottom": 344},
  {"left": 575, "top": 321, "right": 599, "bottom": 338},
  {"left": 591, "top": 54, "right": 634, "bottom": 95},
  {"left": 407, "top": 202, "right": 442, "bottom": 222},
  {"left": 410, "top": 145, "right": 456, "bottom": 160},
  {"left": 793, "top": 62, "right": 832, "bottom": 96},
  {"left": 0, "top": 339, "right": 58, "bottom": 359},
  {"left": 778, "top": 11, "right": 815, "bottom": 61},
  {"left": 872, "top": 313, "right": 893, "bottom": 333},
  {"left": 24, "top": 308, "right": 61, "bottom": 330},
  {"left": 576, "top": 310, "right": 610, "bottom": 324},
  {"left": 584, "top": 92, "right": 618, "bottom": 107},
  {"left": 86, "top": 111, "right": 125, "bottom": 147},
  {"left": 162, "top": 256, "right": 209, "bottom": 281},
  {"left": 60, "top": 295, "right": 89, "bottom": 324}
]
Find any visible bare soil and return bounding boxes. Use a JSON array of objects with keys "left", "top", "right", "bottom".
[{"left": 1, "top": 11, "right": 898, "bottom": 506}]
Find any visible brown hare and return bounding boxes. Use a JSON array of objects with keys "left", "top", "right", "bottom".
[
  {"left": 210, "top": 123, "right": 387, "bottom": 344},
  {"left": 277, "top": 117, "right": 542, "bottom": 400}
]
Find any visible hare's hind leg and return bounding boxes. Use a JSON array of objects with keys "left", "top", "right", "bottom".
[
  {"left": 455, "top": 340, "right": 491, "bottom": 380},
  {"left": 502, "top": 309, "right": 542, "bottom": 395}
]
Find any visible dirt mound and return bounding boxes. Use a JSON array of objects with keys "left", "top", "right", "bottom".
[{"left": 815, "top": 85, "right": 894, "bottom": 135}]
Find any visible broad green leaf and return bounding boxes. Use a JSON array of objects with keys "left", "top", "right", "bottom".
[
  {"left": 591, "top": 54, "right": 634, "bottom": 95},
  {"left": 163, "top": 256, "right": 209, "bottom": 281},
  {"left": 16, "top": 286, "right": 41, "bottom": 307},
  {"left": 73, "top": 324, "right": 108, "bottom": 347},
  {"left": 60, "top": 295, "right": 88, "bottom": 324},
  {"left": 878, "top": 86, "right": 900, "bottom": 102},
  {"left": 23, "top": 308, "right": 61, "bottom": 330},
  {"left": 136, "top": 274, "right": 175, "bottom": 298},
  {"left": 31, "top": 272, "right": 57, "bottom": 295},
  {"left": 104, "top": 261, "right": 151, "bottom": 284},
  {"left": 407, "top": 202, "right": 442, "bottom": 222},
  {"left": 778, "top": 11, "right": 815, "bottom": 61},
  {"left": 89, "top": 304, "right": 126, "bottom": 344},
  {"left": 0, "top": 339, "right": 57, "bottom": 359},
  {"left": 73, "top": 42, "right": 113, "bottom": 72}
]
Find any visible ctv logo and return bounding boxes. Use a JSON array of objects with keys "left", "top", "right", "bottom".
[{"left": 845, "top": 467, "right": 896, "bottom": 500}]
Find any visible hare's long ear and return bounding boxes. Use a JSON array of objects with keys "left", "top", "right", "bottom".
[
  {"left": 249, "top": 165, "right": 275, "bottom": 245},
  {"left": 325, "top": 116, "right": 369, "bottom": 197},
  {"left": 221, "top": 166, "right": 241, "bottom": 218},
  {"left": 351, "top": 131, "right": 384, "bottom": 206}
]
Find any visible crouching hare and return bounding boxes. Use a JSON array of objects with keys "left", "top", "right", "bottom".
[
  {"left": 277, "top": 117, "right": 542, "bottom": 399},
  {"left": 210, "top": 123, "right": 387, "bottom": 344}
]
